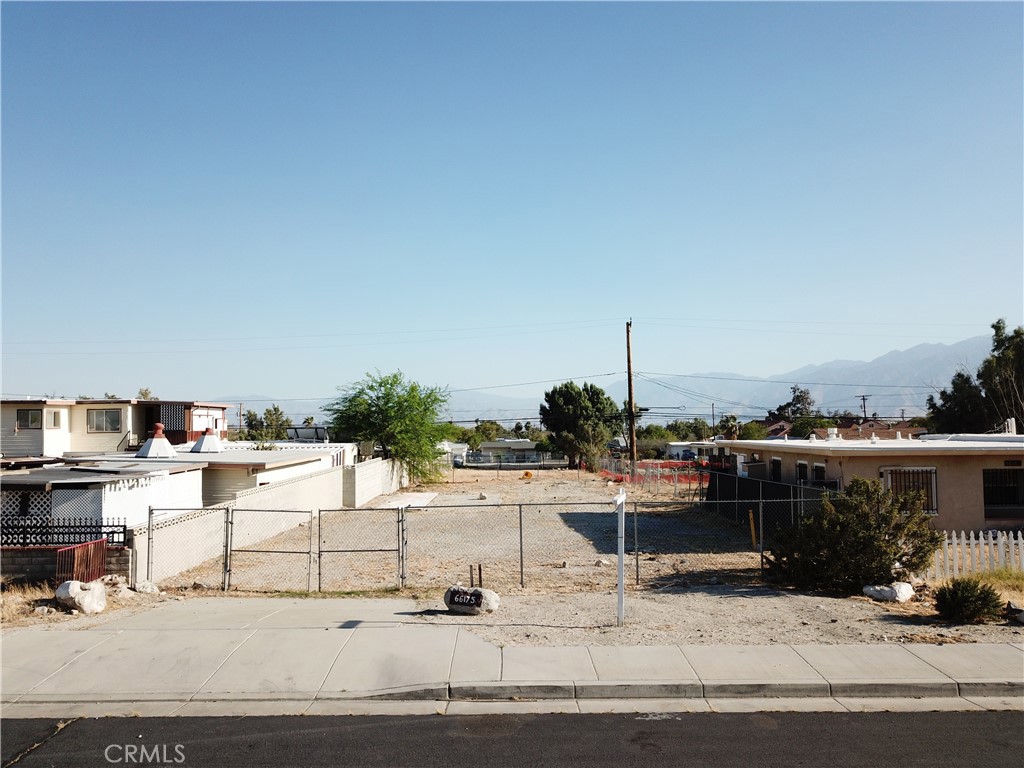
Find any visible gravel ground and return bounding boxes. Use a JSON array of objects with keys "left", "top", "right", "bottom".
[{"left": 408, "top": 469, "right": 1024, "bottom": 647}]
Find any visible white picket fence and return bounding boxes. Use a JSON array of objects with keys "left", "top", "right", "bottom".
[{"left": 920, "top": 530, "right": 1024, "bottom": 581}]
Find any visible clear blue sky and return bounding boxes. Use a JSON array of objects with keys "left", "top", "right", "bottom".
[{"left": 3, "top": 2, "right": 1021, "bottom": 404}]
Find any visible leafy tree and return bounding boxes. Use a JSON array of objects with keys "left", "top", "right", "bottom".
[
  {"left": 667, "top": 418, "right": 712, "bottom": 441},
  {"left": 976, "top": 319, "right": 1024, "bottom": 427},
  {"left": 103, "top": 392, "right": 119, "bottom": 399},
  {"left": 636, "top": 424, "right": 674, "bottom": 441},
  {"left": 302, "top": 416, "right": 315, "bottom": 427},
  {"left": 764, "top": 478, "right": 943, "bottom": 593},
  {"left": 789, "top": 416, "right": 837, "bottom": 439},
  {"left": 715, "top": 414, "right": 739, "bottom": 439},
  {"left": 323, "top": 371, "right": 449, "bottom": 482},
  {"left": 927, "top": 319, "right": 1024, "bottom": 433},
  {"left": 473, "top": 420, "right": 506, "bottom": 442},
  {"left": 238, "top": 405, "right": 292, "bottom": 441},
  {"left": 539, "top": 381, "right": 622, "bottom": 469},
  {"left": 243, "top": 410, "right": 263, "bottom": 432},
  {"left": 136, "top": 387, "right": 157, "bottom": 400},
  {"left": 769, "top": 385, "right": 817, "bottom": 421},
  {"left": 738, "top": 420, "right": 769, "bottom": 440}
]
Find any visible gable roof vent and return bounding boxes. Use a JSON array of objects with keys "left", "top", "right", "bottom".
[
  {"left": 191, "top": 428, "right": 224, "bottom": 453},
  {"left": 135, "top": 423, "right": 178, "bottom": 459}
]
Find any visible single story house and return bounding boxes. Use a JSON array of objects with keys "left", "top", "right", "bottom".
[
  {"left": 714, "top": 429, "right": 1024, "bottom": 531},
  {"left": 1, "top": 398, "right": 232, "bottom": 458}
]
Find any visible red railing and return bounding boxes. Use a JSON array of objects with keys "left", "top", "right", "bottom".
[{"left": 55, "top": 538, "right": 107, "bottom": 584}]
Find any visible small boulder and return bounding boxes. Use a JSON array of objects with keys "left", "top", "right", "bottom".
[
  {"left": 134, "top": 580, "right": 159, "bottom": 594},
  {"left": 863, "top": 582, "right": 915, "bottom": 603},
  {"left": 443, "top": 585, "right": 499, "bottom": 615},
  {"left": 55, "top": 580, "right": 107, "bottom": 614}
]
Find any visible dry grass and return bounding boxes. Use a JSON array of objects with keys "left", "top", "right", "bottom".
[
  {"left": 931, "top": 568, "right": 1024, "bottom": 609},
  {"left": 0, "top": 581, "right": 58, "bottom": 624}
]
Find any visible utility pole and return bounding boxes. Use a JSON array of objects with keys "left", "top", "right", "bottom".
[
  {"left": 859, "top": 395, "right": 870, "bottom": 420},
  {"left": 626, "top": 320, "right": 638, "bottom": 479}
]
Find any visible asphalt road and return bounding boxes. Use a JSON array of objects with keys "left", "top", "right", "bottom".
[{"left": 3, "top": 712, "right": 1021, "bottom": 768}]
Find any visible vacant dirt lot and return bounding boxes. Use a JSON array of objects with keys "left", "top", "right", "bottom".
[{"left": 407, "top": 469, "right": 1024, "bottom": 647}]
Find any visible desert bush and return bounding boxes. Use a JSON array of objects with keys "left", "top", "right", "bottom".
[
  {"left": 764, "top": 477, "right": 944, "bottom": 594},
  {"left": 934, "top": 577, "right": 1005, "bottom": 624}
]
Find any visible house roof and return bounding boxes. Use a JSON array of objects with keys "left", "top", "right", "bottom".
[
  {"left": 1, "top": 399, "right": 77, "bottom": 406},
  {"left": 479, "top": 440, "right": 537, "bottom": 450},
  {"left": 0, "top": 462, "right": 204, "bottom": 492},
  {"left": 715, "top": 432, "right": 1024, "bottom": 457},
  {"left": 66, "top": 448, "right": 334, "bottom": 472},
  {"left": 1, "top": 398, "right": 231, "bottom": 408}
]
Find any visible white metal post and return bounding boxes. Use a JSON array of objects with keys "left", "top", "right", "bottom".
[{"left": 616, "top": 490, "right": 626, "bottom": 627}]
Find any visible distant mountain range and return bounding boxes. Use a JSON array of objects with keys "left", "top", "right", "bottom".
[{"left": 216, "top": 335, "right": 992, "bottom": 427}]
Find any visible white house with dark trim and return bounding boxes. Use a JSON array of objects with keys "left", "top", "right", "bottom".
[{"left": 1, "top": 398, "right": 232, "bottom": 458}]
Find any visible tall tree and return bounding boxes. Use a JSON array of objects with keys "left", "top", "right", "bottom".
[
  {"left": 927, "top": 320, "right": 1024, "bottom": 433},
  {"left": 261, "top": 405, "right": 292, "bottom": 440},
  {"left": 769, "top": 385, "right": 817, "bottom": 421},
  {"left": 539, "top": 381, "right": 622, "bottom": 468},
  {"left": 136, "top": 387, "right": 157, "bottom": 400},
  {"left": 323, "top": 371, "right": 449, "bottom": 482}
]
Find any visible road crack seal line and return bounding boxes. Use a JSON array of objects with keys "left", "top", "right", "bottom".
[{"left": 2, "top": 718, "right": 79, "bottom": 767}]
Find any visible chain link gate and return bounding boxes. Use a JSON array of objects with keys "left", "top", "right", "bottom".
[
  {"left": 317, "top": 506, "right": 407, "bottom": 592},
  {"left": 225, "top": 508, "right": 315, "bottom": 592}
]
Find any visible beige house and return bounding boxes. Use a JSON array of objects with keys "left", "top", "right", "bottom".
[
  {"left": 1, "top": 398, "right": 232, "bottom": 458},
  {"left": 715, "top": 431, "right": 1024, "bottom": 531}
]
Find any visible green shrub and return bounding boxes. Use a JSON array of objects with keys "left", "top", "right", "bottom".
[
  {"left": 934, "top": 578, "right": 1005, "bottom": 624},
  {"left": 764, "top": 477, "right": 944, "bottom": 594}
]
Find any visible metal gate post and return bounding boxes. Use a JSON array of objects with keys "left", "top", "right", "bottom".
[
  {"left": 317, "top": 511, "right": 322, "bottom": 593},
  {"left": 146, "top": 506, "right": 154, "bottom": 583},
  {"left": 306, "top": 510, "right": 314, "bottom": 593},
  {"left": 225, "top": 507, "right": 234, "bottom": 591},
  {"left": 221, "top": 507, "right": 231, "bottom": 591},
  {"left": 758, "top": 500, "right": 765, "bottom": 574},
  {"left": 633, "top": 502, "right": 640, "bottom": 586},
  {"left": 518, "top": 504, "right": 525, "bottom": 588},
  {"left": 396, "top": 507, "right": 402, "bottom": 589},
  {"left": 401, "top": 506, "right": 408, "bottom": 589}
]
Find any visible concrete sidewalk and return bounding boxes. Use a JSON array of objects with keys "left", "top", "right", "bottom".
[{"left": 2, "top": 598, "right": 1022, "bottom": 717}]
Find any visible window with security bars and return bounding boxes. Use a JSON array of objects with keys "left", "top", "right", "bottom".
[
  {"left": 881, "top": 467, "right": 937, "bottom": 515},
  {"left": 983, "top": 468, "right": 1024, "bottom": 521}
]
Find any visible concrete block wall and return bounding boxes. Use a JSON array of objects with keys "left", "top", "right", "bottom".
[
  {"left": 343, "top": 459, "right": 406, "bottom": 508},
  {"left": 129, "top": 466, "right": 345, "bottom": 585},
  {"left": 1, "top": 546, "right": 132, "bottom": 585}
]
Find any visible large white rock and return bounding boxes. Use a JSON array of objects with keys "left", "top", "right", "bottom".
[
  {"left": 55, "top": 580, "right": 107, "bottom": 614},
  {"left": 134, "top": 580, "right": 160, "bottom": 594},
  {"left": 443, "top": 586, "right": 500, "bottom": 615},
  {"left": 862, "top": 582, "right": 915, "bottom": 603}
]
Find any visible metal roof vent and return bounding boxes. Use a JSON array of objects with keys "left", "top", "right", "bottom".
[
  {"left": 191, "top": 428, "right": 224, "bottom": 453},
  {"left": 135, "top": 423, "right": 178, "bottom": 458}
]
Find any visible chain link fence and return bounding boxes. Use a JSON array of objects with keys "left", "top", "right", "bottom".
[{"left": 139, "top": 495, "right": 828, "bottom": 593}]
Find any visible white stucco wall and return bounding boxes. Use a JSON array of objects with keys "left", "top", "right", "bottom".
[{"left": 101, "top": 470, "right": 204, "bottom": 527}]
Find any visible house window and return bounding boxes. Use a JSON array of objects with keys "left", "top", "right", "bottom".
[
  {"left": 46, "top": 410, "right": 61, "bottom": 429},
  {"left": 813, "top": 463, "right": 826, "bottom": 482},
  {"left": 16, "top": 409, "right": 42, "bottom": 429},
  {"left": 881, "top": 467, "right": 937, "bottom": 515},
  {"left": 770, "top": 457, "right": 782, "bottom": 483},
  {"left": 87, "top": 409, "right": 122, "bottom": 433},
  {"left": 796, "top": 461, "right": 809, "bottom": 483},
  {"left": 983, "top": 469, "right": 1024, "bottom": 521}
]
